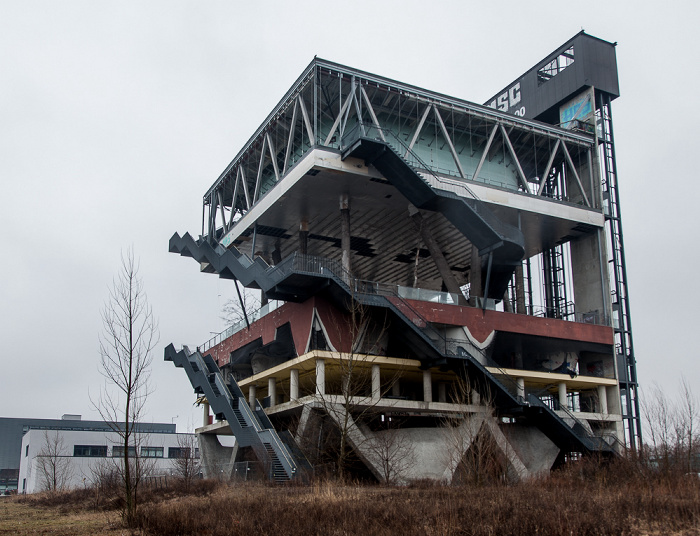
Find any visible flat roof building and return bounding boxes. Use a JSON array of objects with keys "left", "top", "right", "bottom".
[{"left": 0, "top": 416, "right": 176, "bottom": 492}]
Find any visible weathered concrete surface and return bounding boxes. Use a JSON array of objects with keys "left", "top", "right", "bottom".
[
  {"left": 494, "top": 423, "right": 559, "bottom": 478},
  {"left": 198, "top": 433, "right": 238, "bottom": 480}
]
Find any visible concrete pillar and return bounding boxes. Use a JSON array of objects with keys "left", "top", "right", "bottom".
[
  {"left": 341, "top": 374, "right": 350, "bottom": 397},
  {"left": 392, "top": 380, "right": 400, "bottom": 398},
  {"left": 516, "top": 377, "right": 525, "bottom": 401},
  {"left": 372, "top": 364, "right": 381, "bottom": 401},
  {"left": 268, "top": 377, "right": 277, "bottom": 407},
  {"left": 423, "top": 369, "right": 433, "bottom": 402},
  {"left": 558, "top": 382, "right": 568, "bottom": 410},
  {"left": 198, "top": 433, "right": 238, "bottom": 480},
  {"left": 316, "top": 359, "right": 326, "bottom": 396},
  {"left": 438, "top": 382, "right": 447, "bottom": 403},
  {"left": 248, "top": 385, "right": 256, "bottom": 408},
  {"left": 299, "top": 220, "right": 308, "bottom": 255},
  {"left": 340, "top": 194, "right": 351, "bottom": 274},
  {"left": 202, "top": 401, "right": 210, "bottom": 427},
  {"left": 471, "top": 390, "right": 480, "bottom": 406},
  {"left": 271, "top": 239, "right": 282, "bottom": 265},
  {"left": 470, "top": 245, "right": 482, "bottom": 302},
  {"left": 597, "top": 385, "right": 608, "bottom": 414},
  {"left": 290, "top": 369, "right": 299, "bottom": 401}
]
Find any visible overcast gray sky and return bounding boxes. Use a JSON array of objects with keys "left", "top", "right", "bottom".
[{"left": 1, "top": 1, "right": 697, "bottom": 433}]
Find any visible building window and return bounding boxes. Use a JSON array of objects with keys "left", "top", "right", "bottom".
[
  {"left": 141, "top": 446, "right": 164, "bottom": 458},
  {"left": 112, "top": 446, "right": 136, "bottom": 458},
  {"left": 74, "top": 445, "right": 107, "bottom": 457},
  {"left": 537, "top": 46, "right": 575, "bottom": 86},
  {"left": 25, "top": 445, "right": 29, "bottom": 457},
  {"left": 168, "top": 447, "right": 189, "bottom": 459}
]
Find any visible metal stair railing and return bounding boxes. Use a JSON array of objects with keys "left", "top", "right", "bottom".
[
  {"left": 275, "top": 251, "right": 525, "bottom": 406},
  {"left": 258, "top": 429, "right": 297, "bottom": 480},
  {"left": 165, "top": 344, "right": 301, "bottom": 481},
  {"left": 273, "top": 251, "right": 612, "bottom": 454},
  {"left": 341, "top": 124, "right": 524, "bottom": 252},
  {"left": 344, "top": 123, "right": 482, "bottom": 201},
  {"left": 527, "top": 387, "right": 615, "bottom": 453},
  {"left": 171, "top": 233, "right": 612, "bottom": 455}
]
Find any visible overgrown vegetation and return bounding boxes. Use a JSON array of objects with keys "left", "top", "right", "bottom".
[{"left": 7, "top": 458, "right": 699, "bottom": 536}]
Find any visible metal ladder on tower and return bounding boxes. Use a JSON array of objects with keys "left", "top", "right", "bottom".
[{"left": 597, "top": 93, "right": 641, "bottom": 451}]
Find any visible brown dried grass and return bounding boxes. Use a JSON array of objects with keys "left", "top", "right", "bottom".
[{"left": 4, "top": 461, "right": 700, "bottom": 536}]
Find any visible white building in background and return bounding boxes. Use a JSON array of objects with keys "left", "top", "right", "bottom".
[{"left": 18, "top": 428, "right": 198, "bottom": 494}]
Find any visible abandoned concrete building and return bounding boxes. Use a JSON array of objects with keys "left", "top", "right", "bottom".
[{"left": 166, "top": 31, "right": 640, "bottom": 483}]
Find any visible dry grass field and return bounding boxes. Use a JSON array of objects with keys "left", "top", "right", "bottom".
[
  {"left": 0, "top": 497, "right": 121, "bottom": 535},
  {"left": 1, "top": 463, "right": 699, "bottom": 536}
]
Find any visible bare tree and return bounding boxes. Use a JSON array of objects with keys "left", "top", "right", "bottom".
[
  {"left": 221, "top": 283, "right": 260, "bottom": 327},
  {"left": 94, "top": 248, "right": 158, "bottom": 527},
  {"left": 675, "top": 378, "right": 699, "bottom": 474},
  {"left": 441, "top": 377, "right": 503, "bottom": 485},
  {"left": 36, "top": 430, "right": 72, "bottom": 492},
  {"left": 311, "top": 297, "right": 399, "bottom": 481},
  {"left": 365, "top": 421, "right": 416, "bottom": 485},
  {"left": 170, "top": 433, "right": 201, "bottom": 491},
  {"left": 641, "top": 379, "right": 699, "bottom": 476},
  {"left": 642, "top": 382, "right": 676, "bottom": 474}
]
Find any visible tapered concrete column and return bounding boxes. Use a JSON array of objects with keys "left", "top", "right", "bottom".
[
  {"left": 597, "top": 385, "right": 608, "bottom": 414},
  {"left": 470, "top": 245, "right": 483, "bottom": 301},
  {"left": 516, "top": 377, "right": 525, "bottom": 401},
  {"left": 248, "top": 385, "right": 256, "bottom": 408},
  {"left": 268, "top": 377, "right": 277, "bottom": 407},
  {"left": 471, "top": 390, "right": 480, "bottom": 405},
  {"left": 316, "top": 359, "right": 326, "bottom": 396},
  {"left": 371, "top": 364, "right": 381, "bottom": 400},
  {"left": 290, "top": 369, "right": 299, "bottom": 401},
  {"left": 558, "top": 382, "right": 568, "bottom": 410},
  {"left": 202, "top": 401, "right": 210, "bottom": 427},
  {"left": 392, "top": 380, "right": 401, "bottom": 398},
  {"left": 271, "top": 240, "right": 282, "bottom": 265},
  {"left": 340, "top": 194, "right": 351, "bottom": 274},
  {"left": 299, "top": 220, "right": 308, "bottom": 255},
  {"left": 438, "top": 382, "right": 447, "bottom": 403},
  {"left": 423, "top": 369, "right": 433, "bottom": 402}
]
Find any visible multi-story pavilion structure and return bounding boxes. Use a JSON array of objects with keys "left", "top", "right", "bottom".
[{"left": 167, "top": 31, "right": 639, "bottom": 483}]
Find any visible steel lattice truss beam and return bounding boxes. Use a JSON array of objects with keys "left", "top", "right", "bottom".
[{"left": 202, "top": 59, "right": 597, "bottom": 243}]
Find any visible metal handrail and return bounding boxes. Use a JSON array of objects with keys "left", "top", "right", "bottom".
[
  {"left": 282, "top": 252, "right": 525, "bottom": 398},
  {"left": 527, "top": 387, "right": 615, "bottom": 451},
  {"left": 257, "top": 428, "right": 297, "bottom": 474}
]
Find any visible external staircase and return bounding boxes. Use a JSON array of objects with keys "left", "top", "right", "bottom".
[{"left": 164, "top": 344, "right": 310, "bottom": 483}]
